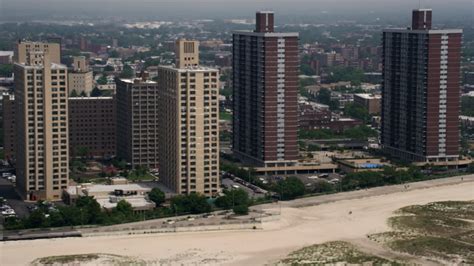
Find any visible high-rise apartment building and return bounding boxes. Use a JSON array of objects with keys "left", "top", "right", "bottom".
[
  {"left": 157, "top": 40, "right": 220, "bottom": 196},
  {"left": 382, "top": 9, "right": 462, "bottom": 162},
  {"left": 116, "top": 74, "right": 160, "bottom": 169},
  {"left": 3, "top": 94, "right": 16, "bottom": 161},
  {"left": 14, "top": 41, "right": 61, "bottom": 65},
  {"left": 14, "top": 45, "right": 69, "bottom": 201},
  {"left": 69, "top": 96, "right": 116, "bottom": 158},
  {"left": 68, "top": 56, "right": 93, "bottom": 96},
  {"left": 233, "top": 11, "right": 299, "bottom": 167}
]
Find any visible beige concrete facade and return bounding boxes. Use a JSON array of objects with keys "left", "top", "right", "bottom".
[
  {"left": 72, "top": 56, "right": 88, "bottom": 72},
  {"left": 157, "top": 60, "right": 220, "bottom": 196},
  {"left": 14, "top": 41, "right": 61, "bottom": 65},
  {"left": 14, "top": 48, "right": 69, "bottom": 201},
  {"left": 2, "top": 94, "right": 16, "bottom": 161},
  {"left": 68, "top": 56, "right": 93, "bottom": 96},
  {"left": 176, "top": 39, "right": 199, "bottom": 68},
  {"left": 68, "top": 71, "right": 93, "bottom": 96}
]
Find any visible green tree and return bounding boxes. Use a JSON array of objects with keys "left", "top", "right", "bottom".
[
  {"left": 0, "top": 64, "right": 13, "bottom": 77},
  {"left": 461, "top": 96, "right": 474, "bottom": 116},
  {"left": 76, "top": 146, "right": 90, "bottom": 159},
  {"left": 97, "top": 75, "right": 108, "bottom": 85},
  {"left": 274, "top": 177, "right": 306, "bottom": 200},
  {"left": 70, "top": 89, "right": 79, "bottom": 97},
  {"left": 59, "top": 206, "right": 84, "bottom": 226},
  {"left": 316, "top": 88, "right": 331, "bottom": 105},
  {"left": 75, "top": 196, "right": 103, "bottom": 224},
  {"left": 327, "top": 66, "right": 364, "bottom": 85},
  {"left": 80, "top": 91, "right": 87, "bottom": 97},
  {"left": 312, "top": 181, "right": 335, "bottom": 193},
  {"left": 148, "top": 188, "right": 166, "bottom": 206},
  {"left": 344, "top": 102, "right": 371, "bottom": 123},
  {"left": 233, "top": 204, "right": 249, "bottom": 215},
  {"left": 467, "top": 163, "right": 474, "bottom": 174},
  {"left": 104, "top": 65, "right": 115, "bottom": 72},
  {"left": 215, "top": 189, "right": 249, "bottom": 209},
  {"left": 120, "top": 64, "right": 134, "bottom": 79},
  {"left": 90, "top": 87, "right": 102, "bottom": 97},
  {"left": 171, "top": 193, "right": 211, "bottom": 214},
  {"left": 115, "top": 200, "right": 133, "bottom": 216},
  {"left": 26, "top": 210, "right": 47, "bottom": 228}
]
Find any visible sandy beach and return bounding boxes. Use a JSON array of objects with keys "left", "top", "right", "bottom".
[{"left": 1, "top": 177, "right": 473, "bottom": 265}]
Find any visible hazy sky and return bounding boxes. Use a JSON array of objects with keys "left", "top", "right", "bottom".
[{"left": 1, "top": 0, "right": 473, "bottom": 22}]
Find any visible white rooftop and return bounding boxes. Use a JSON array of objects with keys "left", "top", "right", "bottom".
[
  {"left": 355, "top": 93, "right": 381, "bottom": 100},
  {"left": 96, "top": 196, "right": 155, "bottom": 210},
  {"left": 120, "top": 78, "right": 156, "bottom": 84},
  {"left": 68, "top": 96, "right": 114, "bottom": 100},
  {"left": 0, "top": 51, "right": 13, "bottom": 57}
]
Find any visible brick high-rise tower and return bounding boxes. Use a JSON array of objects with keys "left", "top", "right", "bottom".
[
  {"left": 232, "top": 11, "right": 299, "bottom": 167},
  {"left": 381, "top": 9, "right": 462, "bottom": 162}
]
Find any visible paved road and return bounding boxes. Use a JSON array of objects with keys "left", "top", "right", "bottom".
[{"left": 259, "top": 174, "right": 474, "bottom": 209}]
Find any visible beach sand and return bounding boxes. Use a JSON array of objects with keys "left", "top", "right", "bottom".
[{"left": 1, "top": 178, "right": 473, "bottom": 265}]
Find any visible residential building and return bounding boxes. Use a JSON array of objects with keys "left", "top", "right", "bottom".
[
  {"left": 157, "top": 39, "right": 220, "bottom": 196},
  {"left": 382, "top": 9, "right": 462, "bottom": 162},
  {"left": 0, "top": 51, "right": 14, "bottom": 64},
  {"left": 2, "top": 94, "right": 15, "bottom": 161},
  {"left": 69, "top": 97, "right": 116, "bottom": 158},
  {"left": 14, "top": 45, "right": 69, "bottom": 201},
  {"left": 299, "top": 102, "right": 362, "bottom": 132},
  {"left": 14, "top": 41, "right": 61, "bottom": 65},
  {"left": 233, "top": 11, "right": 299, "bottom": 167},
  {"left": 116, "top": 74, "right": 159, "bottom": 169},
  {"left": 68, "top": 56, "right": 93, "bottom": 96},
  {"left": 354, "top": 93, "right": 382, "bottom": 114}
]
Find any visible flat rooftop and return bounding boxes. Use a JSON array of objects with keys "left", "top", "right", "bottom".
[
  {"left": 96, "top": 196, "right": 155, "bottom": 210},
  {"left": 233, "top": 30, "right": 299, "bottom": 37},
  {"left": 67, "top": 182, "right": 174, "bottom": 196},
  {"left": 355, "top": 93, "right": 382, "bottom": 100},
  {"left": 68, "top": 96, "right": 114, "bottom": 100},
  {"left": 120, "top": 78, "right": 156, "bottom": 84},
  {"left": 158, "top": 65, "right": 219, "bottom": 72}
]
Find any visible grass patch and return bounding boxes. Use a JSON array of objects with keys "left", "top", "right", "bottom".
[
  {"left": 219, "top": 111, "right": 232, "bottom": 121},
  {"left": 397, "top": 201, "right": 474, "bottom": 220},
  {"left": 280, "top": 241, "right": 399, "bottom": 265},
  {"left": 388, "top": 215, "right": 472, "bottom": 236},
  {"left": 388, "top": 236, "right": 474, "bottom": 264},
  {"left": 126, "top": 172, "right": 155, "bottom": 181},
  {"left": 32, "top": 253, "right": 146, "bottom": 265},
  {"left": 372, "top": 201, "right": 474, "bottom": 264}
]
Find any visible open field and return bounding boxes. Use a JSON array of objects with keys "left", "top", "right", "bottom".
[{"left": 1, "top": 175, "right": 473, "bottom": 265}]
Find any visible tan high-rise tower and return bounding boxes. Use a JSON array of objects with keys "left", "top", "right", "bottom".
[
  {"left": 68, "top": 56, "right": 93, "bottom": 96},
  {"left": 175, "top": 39, "right": 199, "bottom": 68},
  {"left": 14, "top": 41, "right": 61, "bottom": 65},
  {"left": 158, "top": 40, "right": 220, "bottom": 196},
  {"left": 14, "top": 42, "right": 69, "bottom": 201}
]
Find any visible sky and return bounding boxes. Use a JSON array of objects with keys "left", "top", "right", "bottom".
[{"left": 0, "top": 0, "right": 473, "bottom": 23}]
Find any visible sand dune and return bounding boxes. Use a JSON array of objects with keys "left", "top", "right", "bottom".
[{"left": 1, "top": 177, "right": 473, "bottom": 265}]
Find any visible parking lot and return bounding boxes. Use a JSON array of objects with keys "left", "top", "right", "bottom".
[
  {"left": 0, "top": 177, "right": 33, "bottom": 220},
  {"left": 221, "top": 178, "right": 266, "bottom": 199}
]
